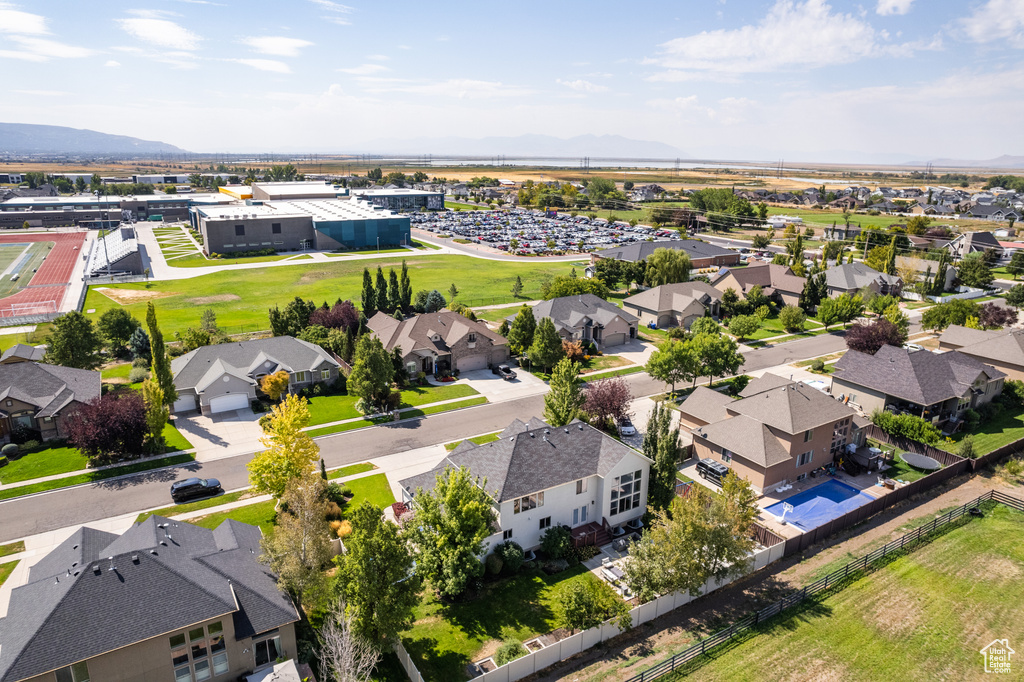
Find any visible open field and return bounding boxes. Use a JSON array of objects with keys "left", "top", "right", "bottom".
[
  {"left": 83, "top": 254, "right": 574, "bottom": 337},
  {"left": 0, "top": 242, "right": 50, "bottom": 298}
]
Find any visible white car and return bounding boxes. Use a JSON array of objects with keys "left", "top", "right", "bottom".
[{"left": 618, "top": 417, "right": 636, "bottom": 436}]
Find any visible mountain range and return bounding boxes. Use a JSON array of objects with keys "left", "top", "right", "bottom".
[
  {"left": 352, "top": 133, "right": 686, "bottom": 159},
  {"left": 924, "top": 155, "right": 1024, "bottom": 169},
  {"left": 0, "top": 123, "right": 187, "bottom": 155}
]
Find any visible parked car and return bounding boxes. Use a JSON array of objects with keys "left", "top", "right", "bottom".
[
  {"left": 618, "top": 417, "right": 636, "bottom": 436},
  {"left": 492, "top": 364, "right": 517, "bottom": 380},
  {"left": 695, "top": 458, "right": 730, "bottom": 486},
  {"left": 170, "top": 477, "right": 223, "bottom": 503}
]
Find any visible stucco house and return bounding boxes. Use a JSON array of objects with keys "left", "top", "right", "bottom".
[
  {"left": 587, "top": 239, "right": 740, "bottom": 272},
  {"left": 938, "top": 325, "right": 1024, "bottom": 381},
  {"left": 368, "top": 310, "right": 508, "bottom": 376},
  {"left": 399, "top": 417, "right": 652, "bottom": 551},
  {"left": 622, "top": 282, "right": 721, "bottom": 329},
  {"left": 0, "top": 362, "right": 100, "bottom": 442},
  {"left": 170, "top": 336, "right": 340, "bottom": 415},
  {"left": 0, "top": 516, "right": 299, "bottom": 682},
  {"left": 0, "top": 344, "right": 45, "bottom": 365},
  {"left": 513, "top": 294, "right": 638, "bottom": 349},
  {"left": 710, "top": 262, "right": 806, "bottom": 308},
  {"left": 823, "top": 262, "right": 903, "bottom": 297}
]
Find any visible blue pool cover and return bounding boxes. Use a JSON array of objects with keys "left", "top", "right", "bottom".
[{"left": 763, "top": 479, "right": 875, "bottom": 531}]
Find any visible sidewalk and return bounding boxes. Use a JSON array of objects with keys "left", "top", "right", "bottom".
[{"left": 0, "top": 449, "right": 195, "bottom": 492}]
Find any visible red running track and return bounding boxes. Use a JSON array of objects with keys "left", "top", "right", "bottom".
[{"left": 0, "top": 232, "right": 87, "bottom": 316}]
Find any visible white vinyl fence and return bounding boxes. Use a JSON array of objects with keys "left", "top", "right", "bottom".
[{"left": 901, "top": 285, "right": 993, "bottom": 304}]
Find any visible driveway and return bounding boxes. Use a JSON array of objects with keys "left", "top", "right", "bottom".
[
  {"left": 605, "top": 339, "right": 654, "bottom": 367},
  {"left": 457, "top": 368, "right": 549, "bottom": 403},
  {"left": 173, "top": 408, "right": 265, "bottom": 462}
]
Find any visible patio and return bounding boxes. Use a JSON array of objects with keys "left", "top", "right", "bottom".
[{"left": 582, "top": 537, "right": 642, "bottom": 599}]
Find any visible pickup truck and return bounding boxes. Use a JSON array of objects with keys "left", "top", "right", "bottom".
[{"left": 492, "top": 364, "right": 517, "bottom": 380}]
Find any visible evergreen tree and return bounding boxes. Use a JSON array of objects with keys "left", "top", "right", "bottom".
[
  {"left": 506, "top": 306, "right": 536, "bottom": 355},
  {"left": 544, "top": 358, "right": 585, "bottom": 426},
  {"left": 644, "top": 402, "right": 682, "bottom": 512},
  {"left": 375, "top": 267, "right": 388, "bottom": 313},
  {"left": 387, "top": 269, "right": 402, "bottom": 313},
  {"left": 361, "top": 268, "right": 377, "bottom": 318},
  {"left": 511, "top": 275, "right": 524, "bottom": 298},
  {"left": 146, "top": 303, "right": 177, "bottom": 405},
  {"left": 884, "top": 236, "right": 898, "bottom": 276},
  {"left": 529, "top": 317, "right": 564, "bottom": 371},
  {"left": 399, "top": 260, "right": 412, "bottom": 311},
  {"left": 43, "top": 311, "right": 103, "bottom": 369}
]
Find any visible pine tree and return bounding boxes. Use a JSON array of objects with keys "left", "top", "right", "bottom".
[
  {"left": 399, "top": 260, "right": 412, "bottom": 311},
  {"left": 529, "top": 317, "right": 565, "bottom": 371},
  {"left": 511, "top": 275, "right": 524, "bottom": 298},
  {"left": 506, "top": 306, "right": 536, "bottom": 355},
  {"left": 146, "top": 303, "right": 177, "bottom": 406},
  {"left": 884, "top": 236, "right": 898, "bottom": 276},
  {"left": 361, "top": 268, "right": 377, "bottom": 319}
]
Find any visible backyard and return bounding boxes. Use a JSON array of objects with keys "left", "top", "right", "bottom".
[{"left": 942, "top": 406, "right": 1024, "bottom": 457}]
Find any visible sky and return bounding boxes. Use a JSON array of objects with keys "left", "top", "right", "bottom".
[{"left": 0, "top": 0, "right": 1022, "bottom": 162}]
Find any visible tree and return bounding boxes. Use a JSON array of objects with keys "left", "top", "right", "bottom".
[
  {"left": 510, "top": 275, "right": 524, "bottom": 298},
  {"left": 542, "top": 275, "right": 609, "bottom": 300},
  {"left": 65, "top": 393, "right": 148, "bottom": 464},
  {"left": 593, "top": 258, "right": 623, "bottom": 290},
  {"left": 691, "top": 332, "right": 743, "bottom": 386},
  {"left": 44, "top": 311, "right": 103, "bottom": 369},
  {"left": 347, "top": 335, "right": 395, "bottom": 411},
  {"left": 1009, "top": 251, "right": 1024, "bottom": 281},
  {"left": 334, "top": 501, "right": 419, "bottom": 645},
  {"left": 128, "top": 326, "right": 151, "bottom": 361},
  {"left": 506, "top": 306, "right": 536, "bottom": 355},
  {"left": 690, "top": 317, "right": 720, "bottom": 336},
  {"left": 863, "top": 245, "right": 891, "bottom": 273},
  {"left": 905, "top": 215, "right": 932, "bottom": 236},
  {"left": 176, "top": 327, "right": 210, "bottom": 353},
  {"left": 719, "top": 287, "right": 748, "bottom": 319},
  {"left": 447, "top": 282, "right": 459, "bottom": 302},
  {"left": 375, "top": 267, "right": 388, "bottom": 313},
  {"left": 921, "top": 299, "right": 982, "bottom": 330},
  {"left": 957, "top": 252, "right": 994, "bottom": 288},
  {"left": 97, "top": 308, "right": 140, "bottom": 355},
  {"left": 388, "top": 269, "right": 402, "bottom": 313},
  {"left": 777, "top": 304, "right": 806, "bottom": 333},
  {"left": 756, "top": 202, "right": 769, "bottom": 221},
  {"left": 544, "top": 358, "right": 585, "bottom": 426},
  {"left": 141, "top": 378, "right": 168, "bottom": 452},
  {"left": 529, "top": 317, "right": 564, "bottom": 371},
  {"left": 318, "top": 603, "right": 381, "bottom": 682},
  {"left": 645, "top": 248, "right": 691, "bottom": 286},
  {"left": 644, "top": 401, "right": 682, "bottom": 512},
  {"left": 260, "top": 369, "right": 291, "bottom": 401},
  {"left": 361, "top": 268, "right": 377, "bottom": 319},
  {"left": 751, "top": 233, "right": 771, "bottom": 249},
  {"left": 833, "top": 293, "right": 865, "bottom": 327},
  {"left": 884, "top": 304, "right": 910, "bottom": 338},
  {"left": 745, "top": 285, "right": 769, "bottom": 312},
  {"left": 407, "top": 466, "right": 496, "bottom": 599},
  {"left": 200, "top": 308, "right": 218, "bottom": 333},
  {"left": 727, "top": 314, "right": 760, "bottom": 342},
  {"left": 645, "top": 338, "right": 696, "bottom": 394},
  {"left": 845, "top": 319, "right": 906, "bottom": 354},
  {"left": 883, "top": 236, "right": 898, "bottom": 276},
  {"left": 497, "top": 319, "right": 510, "bottom": 336},
  {"left": 261, "top": 473, "right": 332, "bottom": 609},
  {"left": 269, "top": 296, "right": 317, "bottom": 337},
  {"left": 146, "top": 303, "right": 178, "bottom": 405},
  {"left": 623, "top": 473, "right": 758, "bottom": 603},
  {"left": 246, "top": 394, "right": 320, "bottom": 498},
  {"left": 423, "top": 290, "right": 446, "bottom": 313},
  {"left": 815, "top": 297, "right": 840, "bottom": 330},
  {"left": 309, "top": 300, "right": 360, "bottom": 331},
  {"left": 399, "top": 260, "right": 413, "bottom": 311},
  {"left": 582, "top": 376, "right": 632, "bottom": 428},
  {"left": 556, "top": 579, "right": 631, "bottom": 635},
  {"left": 979, "top": 301, "right": 1018, "bottom": 329},
  {"left": 798, "top": 272, "right": 828, "bottom": 311},
  {"left": 1005, "top": 284, "right": 1024, "bottom": 308},
  {"left": 867, "top": 294, "right": 900, "bottom": 318}
]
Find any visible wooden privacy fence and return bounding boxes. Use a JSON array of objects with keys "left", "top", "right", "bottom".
[
  {"left": 621, "top": 490, "right": 1023, "bottom": 682},
  {"left": 865, "top": 423, "right": 1024, "bottom": 473}
]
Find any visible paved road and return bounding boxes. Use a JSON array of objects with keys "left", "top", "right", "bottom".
[{"left": 0, "top": 333, "right": 849, "bottom": 543}]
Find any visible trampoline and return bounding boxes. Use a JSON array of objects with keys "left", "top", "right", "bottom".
[
  {"left": 764, "top": 479, "right": 875, "bottom": 531},
  {"left": 900, "top": 452, "right": 941, "bottom": 471}
]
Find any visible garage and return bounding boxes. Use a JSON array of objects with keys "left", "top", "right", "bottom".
[
  {"left": 209, "top": 393, "right": 249, "bottom": 414},
  {"left": 602, "top": 333, "right": 627, "bottom": 347},
  {"left": 657, "top": 313, "right": 675, "bottom": 328},
  {"left": 457, "top": 354, "right": 488, "bottom": 372},
  {"left": 172, "top": 394, "right": 197, "bottom": 414}
]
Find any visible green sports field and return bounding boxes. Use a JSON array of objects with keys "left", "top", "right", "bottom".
[{"left": 0, "top": 242, "right": 52, "bottom": 297}]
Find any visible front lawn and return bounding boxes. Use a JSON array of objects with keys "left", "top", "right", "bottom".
[
  {"left": 327, "top": 462, "right": 375, "bottom": 479},
  {"left": 0, "top": 561, "right": 18, "bottom": 588},
  {"left": 341, "top": 473, "right": 395, "bottom": 514},
  {"left": 0, "top": 541, "right": 25, "bottom": 558},
  {"left": 305, "top": 396, "right": 487, "bottom": 438},
  {"left": 0, "top": 453, "right": 195, "bottom": 501},
  {"left": 399, "top": 383, "right": 479, "bottom": 408},
  {"left": 163, "top": 420, "right": 194, "bottom": 451},
  {"left": 0, "top": 443, "right": 88, "bottom": 484},
  {"left": 304, "top": 385, "right": 480, "bottom": 426},
  {"left": 189, "top": 499, "right": 278, "bottom": 534},
  {"left": 135, "top": 490, "right": 252, "bottom": 524},
  {"left": 445, "top": 432, "right": 501, "bottom": 451},
  {"left": 580, "top": 354, "right": 633, "bottom": 374}
]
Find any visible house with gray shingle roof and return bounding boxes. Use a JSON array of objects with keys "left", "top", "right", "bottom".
[
  {"left": 710, "top": 262, "right": 807, "bottom": 308},
  {"left": 512, "top": 294, "right": 638, "bottom": 349},
  {"left": 368, "top": 309, "right": 509, "bottom": 376},
  {"left": 0, "top": 362, "right": 100, "bottom": 442},
  {"left": 0, "top": 516, "right": 299, "bottom": 682},
  {"left": 399, "top": 417, "right": 652, "bottom": 551},
  {"left": 823, "top": 262, "right": 903, "bottom": 297},
  {"left": 947, "top": 231, "right": 1004, "bottom": 261},
  {"left": 586, "top": 239, "right": 740, "bottom": 271},
  {"left": 622, "top": 282, "right": 721, "bottom": 330},
  {"left": 170, "top": 336, "right": 339, "bottom": 415},
  {"left": 937, "top": 325, "right": 1024, "bottom": 382},
  {"left": 0, "top": 344, "right": 45, "bottom": 365}
]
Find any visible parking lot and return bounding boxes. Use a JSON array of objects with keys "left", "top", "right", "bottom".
[{"left": 410, "top": 208, "right": 682, "bottom": 255}]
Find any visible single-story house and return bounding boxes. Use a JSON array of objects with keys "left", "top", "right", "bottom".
[
  {"left": 823, "top": 262, "right": 903, "bottom": 297},
  {"left": 0, "top": 516, "right": 299, "bottom": 682},
  {"left": 0, "top": 344, "right": 45, "bottom": 365},
  {"left": 938, "top": 325, "right": 1024, "bottom": 381},
  {"left": 368, "top": 310, "right": 509, "bottom": 376},
  {"left": 587, "top": 239, "right": 740, "bottom": 271},
  {"left": 170, "top": 336, "right": 340, "bottom": 415},
  {"left": 513, "top": 294, "right": 638, "bottom": 349},
  {"left": 0, "top": 362, "right": 100, "bottom": 442},
  {"left": 399, "top": 417, "right": 653, "bottom": 551},
  {"left": 622, "top": 281, "right": 722, "bottom": 329},
  {"left": 831, "top": 345, "right": 1005, "bottom": 424},
  {"left": 710, "top": 262, "right": 807, "bottom": 308}
]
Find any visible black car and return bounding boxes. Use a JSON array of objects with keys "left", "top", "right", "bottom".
[
  {"left": 492, "top": 364, "right": 517, "bottom": 380},
  {"left": 695, "top": 458, "right": 730, "bottom": 486},
  {"left": 170, "top": 477, "right": 223, "bottom": 503}
]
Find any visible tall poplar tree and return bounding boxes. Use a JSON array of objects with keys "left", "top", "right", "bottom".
[
  {"left": 146, "top": 302, "right": 177, "bottom": 406},
  {"left": 361, "top": 268, "right": 377, "bottom": 318}
]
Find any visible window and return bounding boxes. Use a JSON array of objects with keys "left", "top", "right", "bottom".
[
  {"left": 722, "top": 449, "right": 733, "bottom": 463},
  {"left": 610, "top": 470, "right": 642, "bottom": 516},
  {"left": 468, "top": 333, "right": 477, "bottom": 342},
  {"left": 234, "top": 224, "right": 245, "bottom": 236},
  {"left": 576, "top": 478, "right": 588, "bottom": 495},
  {"left": 502, "top": 529, "right": 513, "bottom": 540},
  {"left": 55, "top": 662, "right": 90, "bottom": 682},
  {"left": 170, "top": 622, "right": 226, "bottom": 682},
  {"left": 293, "top": 371, "right": 309, "bottom": 383},
  {"left": 803, "top": 428, "right": 814, "bottom": 443},
  {"left": 957, "top": 395, "right": 970, "bottom": 412},
  {"left": 321, "top": 369, "right": 331, "bottom": 381},
  {"left": 539, "top": 516, "right": 551, "bottom": 530},
  {"left": 271, "top": 222, "right": 281, "bottom": 234},
  {"left": 796, "top": 451, "right": 813, "bottom": 467},
  {"left": 513, "top": 492, "right": 544, "bottom": 514},
  {"left": 254, "top": 633, "right": 282, "bottom": 668}
]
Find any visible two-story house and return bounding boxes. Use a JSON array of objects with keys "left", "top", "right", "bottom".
[
  {"left": 512, "top": 294, "right": 638, "bottom": 350},
  {"left": 0, "top": 362, "right": 100, "bottom": 443},
  {"left": 680, "top": 375, "right": 858, "bottom": 494},
  {"left": 0, "top": 516, "right": 299, "bottom": 682},
  {"left": 367, "top": 310, "right": 509, "bottom": 376},
  {"left": 170, "top": 336, "right": 340, "bottom": 415},
  {"left": 398, "top": 417, "right": 653, "bottom": 551},
  {"left": 710, "top": 263, "right": 807, "bottom": 308}
]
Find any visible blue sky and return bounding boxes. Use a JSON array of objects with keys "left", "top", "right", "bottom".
[{"left": 0, "top": 0, "right": 1021, "bottom": 162}]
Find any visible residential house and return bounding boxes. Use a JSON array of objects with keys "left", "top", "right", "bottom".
[
  {"left": 0, "top": 344, "right": 45, "bottom": 365},
  {"left": 0, "top": 516, "right": 299, "bottom": 682},
  {"left": 947, "top": 231, "right": 1004, "bottom": 261},
  {"left": 710, "top": 262, "right": 807, "bottom": 307},
  {"left": 831, "top": 345, "right": 1004, "bottom": 424},
  {"left": 513, "top": 294, "right": 638, "bottom": 349},
  {"left": 938, "top": 325, "right": 1024, "bottom": 381},
  {"left": 823, "top": 223, "right": 863, "bottom": 241},
  {"left": 823, "top": 262, "right": 903, "bottom": 297},
  {"left": 622, "top": 281, "right": 721, "bottom": 329},
  {"left": 368, "top": 310, "right": 508, "bottom": 376},
  {"left": 0, "top": 362, "right": 100, "bottom": 442},
  {"left": 398, "top": 417, "right": 652, "bottom": 551},
  {"left": 894, "top": 255, "right": 958, "bottom": 292},
  {"left": 170, "top": 336, "right": 340, "bottom": 415},
  {"left": 587, "top": 239, "right": 741, "bottom": 271},
  {"left": 967, "top": 204, "right": 1021, "bottom": 222},
  {"left": 681, "top": 375, "right": 859, "bottom": 493}
]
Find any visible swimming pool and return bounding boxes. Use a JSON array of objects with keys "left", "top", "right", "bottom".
[{"left": 763, "top": 479, "right": 875, "bottom": 531}]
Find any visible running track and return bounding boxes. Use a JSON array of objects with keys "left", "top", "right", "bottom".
[{"left": 0, "top": 232, "right": 87, "bottom": 317}]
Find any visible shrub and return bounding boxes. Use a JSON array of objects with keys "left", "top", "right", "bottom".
[
  {"left": 1, "top": 443, "right": 18, "bottom": 459},
  {"left": 540, "top": 525, "right": 572, "bottom": 560},
  {"left": 325, "top": 482, "right": 347, "bottom": 506},
  {"left": 21, "top": 439, "right": 39, "bottom": 452},
  {"left": 870, "top": 409, "right": 942, "bottom": 445},
  {"left": 485, "top": 553, "right": 504, "bottom": 576},
  {"left": 65, "top": 392, "right": 148, "bottom": 464},
  {"left": 131, "top": 357, "right": 149, "bottom": 368},
  {"left": 494, "top": 640, "right": 526, "bottom": 667},
  {"left": 729, "top": 375, "right": 750, "bottom": 394},
  {"left": 495, "top": 541, "right": 525, "bottom": 573},
  {"left": 811, "top": 358, "right": 825, "bottom": 372},
  {"left": 1004, "top": 457, "right": 1024, "bottom": 478},
  {"left": 325, "top": 501, "right": 344, "bottom": 521},
  {"left": 338, "top": 485, "right": 352, "bottom": 497},
  {"left": 778, "top": 305, "right": 806, "bottom": 333},
  {"left": 0, "top": 455, "right": 6, "bottom": 467},
  {"left": 1003, "top": 379, "right": 1024, "bottom": 407},
  {"left": 251, "top": 400, "right": 268, "bottom": 413},
  {"left": 963, "top": 408, "right": 981, "bottom": 430},
  {"left": 128, "top": 367, "right": 150, "bottom": 384},
  {"left": 336, "top": 519, "right": 353, "bottom": 538},
  {"left": 958, "top": 435, "right": 976, "bottom": 459}
]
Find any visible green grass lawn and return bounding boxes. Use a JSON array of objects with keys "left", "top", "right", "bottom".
[
  {"left": 445, "top": 432, "right": 501, "bottom": 451},
  {"left": 101, "top": 362, "right": 132, "bottom": 381},
  {"left": 399, "top": 383, "right": 479, "bottom": 407},
  {"left": 676, "top": 471, "right": 693, "bottom": 483},
  {"left": 585, "top": 365, "right": 645, "bottom": 379},
  {"left": 471, "top": 306, "right": 527, "bottom": 323},
  {"left": 0, "top": 453, "right": 195, "bottom": 501},
  {"left": 0, "top": 561, "right": 18, "bottom": 588},
  {"left": 305, "top": 385, "right": 480, "bottom": 426},
  {"left": 579, "top": 354, "right": 634, "bottom": 374},
  {"left": 0, "top": 444, "right": 89, "bottom": 484},
  {"left": 341, "top": 473, "right": 395, "bottom": 513},
  {"left": 84, "top": 255, "right": 573, "bottom": 337},
  {"left": 404, "top": 567, "right": 615, "bottom": 681},
  {"left": 306, "top": 397, "right": 487, "bottom": 438},
  {"left": 0, "top": 541, "right": 25, "bottom": 558},
  {"left": 170, "top": 253, "right": 315, "bottom": 268},
  {"left": 327, "top": 462, "right": 375, "bottom": 479},
  {"left": 188, "top": 499, "right": 279, "bottom": 534},
  {"left": 885, "top": 456, "right": 930, "bottom": 482},
  {"left": 163, "top": 420, "right": 194, "bottom": 451},
  {"left": 639, "top": 327, "right": 671, "bottom": 344},
  {"left": 942, "top": 407, "right": 1024, "bottom": 456},
  {"left": 135, "top": 491, "right": 252, "bottom": 524},
  {"left": 663, "top": 505, "right": 1024, "bottom": 682}
]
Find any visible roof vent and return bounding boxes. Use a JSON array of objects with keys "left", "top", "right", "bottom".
[
  {"left": 150, "top": 550, "right": 158, "bottom": 555},
  {"left": 131, "top": 554, "right": 140, "bottom": 564},
  {"left": 545, "top": 429, "right": 550, "bottom": 434},
  {"left": 92, "top": 564, "right": 101, "bottom": 575},
  {"left": 564, "top": 428, "right": 569, "bottom": 434},
  {"left": 529, "top": 432, "right": 535, "bottom": 438},
  {"left": 578, "top": 424, "right": 584, "bottom": 430}
]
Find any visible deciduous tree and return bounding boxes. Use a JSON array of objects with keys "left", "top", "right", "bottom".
[
  {"left": 347, "top": 335, "right": 394, "bottom": 411},
  {"left": 541, "top": 275, "right": 609, "bottom": 300},
  {"left": 529, "top": 317, "right": 564, "bottom": 371},
  {"left": 957, "top": 252, "right": 994, "bottom": 288},
  {"left": 644, "top": 401, "right": 682, "bottom": 512},
  {"left": 645, "top": 248, "right": 691, "bottom": 286},
  {"left": 66, "top": 392, "right": 148, "bottom": 464},
  {"left": 141, "top": 378, "right": 168, "bottom": 452},
  {"left": 556, "top": 579, "right": 631, "bottom": 635},
  {"left": 506, "top": 306, "right": 536, "bottom": 355},
  {"left": 582, "top": 376, "right": 632, "bottom": 428},
  {"left": 260, "top": 369, "right": 291, "bottom": 401},
  {"left": 44, "top": 310, "right": 103, "bottom": 369},
  {"left": 544, "top": 358, "right": 585, "bottom": 426},
  {"left": 727, "top": 314, "right": 760, "bottom": 342},
  {"left": 777, "top": 304, "right": 806, "bottom": 333},
  {"left": 97, "top": 308, "right": 140, "bottom": 356},
  {"left": 645, "top": 338, "right": 696, "bottom": 394},
  {"left": 246, "top": 394, "right": 320, "bottom": 498},
  {"left": 261, "top": 473, "right": 332, "bottom": 609},
  {"left": 845, "top": 319, "right": 906, "bottom": 355},
  {"left": 691, "top": 332, "right": 743, "bottom": 386},
  {"left": 318, "top": 602, "right": 381, "bottom": 682}
]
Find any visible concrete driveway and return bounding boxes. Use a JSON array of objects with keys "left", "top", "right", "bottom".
[
  {"left": 607, "top": 339, "right": 654, "bottom": 367},
  {"left": 457, "top": 368, "right": 549, "bottom": 403},
  {"left": 173, "top": 408, "right": 264, "bottom": 461}
]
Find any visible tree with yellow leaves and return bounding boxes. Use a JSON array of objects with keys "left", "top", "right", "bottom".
[
  {"left": 260, "top": 369, "right": 291, "bottom": 402},
  {"left": 247, "top": 393, "right": 320, "bottom": 498}
]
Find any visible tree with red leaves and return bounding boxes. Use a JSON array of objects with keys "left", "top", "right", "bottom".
[
  {"left": 308, "top": 300, "right": 360, "bottom": 332},
  {"left": 582, "top": 377, "right": 633, "bottom": 429},
  {"left": 845, "top": 319, "right": 907, "bottom": 355},
  {"left": 979, "top": 302, "right": 1018, "bottom": 329},
  {"left": 65, "top": 392, "right": 148, "bottom": 465}
]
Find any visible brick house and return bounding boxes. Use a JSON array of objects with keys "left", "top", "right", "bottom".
[{"left": 368, "top": 310, "right": 509, "bottom": 376}]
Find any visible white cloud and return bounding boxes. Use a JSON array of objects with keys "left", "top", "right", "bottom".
[
  {"left": 0, "top": 6, "right": 48, "bottom": 34},
  {"left": 876, "top": 0, "right": 913, "bottom": 16},
  {"left": 309, "top": 0, "right": 353, "bottom": 11},
  {"left": 324, "top": 16, "right": 351, "bottom": 26},
  {"left": 0, "top": 4, "right": 95, "bottom": 61},
  {"left": 648, "top": 0, "right": 917, "bottom": 76},
  {"left": 397, "top": 44, "right": 411, "bottom": 50},
  {"left": 229, "top": 58, "right": 290, "bottom": 73},
  {"left": 240, "top": 36, "right": 313, "bottom": 56},
  {"left": 117, "top": 12, "right": 202, "bottom": 50},
  {"left": 366, "top": 54, "right": 389, "bottom": 61},
  {"left": 359, "top": 78, "right": 536, "bottom": 99},
  {"left": 105, "top": 59, "right": 121, "bottom": 67},
  {"left": 960, "top": 0, "right": 1024, "bottom": 47},
  {"left": 556, "top": 78, "right": 608, "bottom": 93},
  {"left": 338, "top": 63, "right": 389, "bottom": 75}
]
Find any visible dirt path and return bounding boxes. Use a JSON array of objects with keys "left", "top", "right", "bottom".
[{"left": 526, "top": 472, "right": 1022, "bottom": 682}]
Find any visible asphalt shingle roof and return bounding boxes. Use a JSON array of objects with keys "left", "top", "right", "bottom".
[
  {"left": 727, "top": 381, "right": 856, "bottom": 434},
  {"left": 692, "top": 415, "right": 793, "bottom": 468},
  {"left": 171, "top": 336, "right": 337, "bottom": 392},
  {"left": 368, "top": 310, "right": 505, "bottom": 357},
  {"left": 519, "top": 294, "right": 637, "bottom": 336},
  {"left": 0, "top": 362, "right": 100, "bottom": 417},
  {"left": 0, "top": 344, "right": 44, "bottom": 363},
  {"left": 824, "top": 262, "right": 901, "bottom": 291},
  {"left": 711, "top": 262, "right": 807, "bottom": 296},
  {"left": 678, "top": 386, "right": 735, "bottom": 424},
  {"left": 939, "top": 325, "right": 1024, "bottom": 367},
  {"left": 593, "top": 239, "right": 736, "bottom": 263},
  {"left": 622, "top": 282, "right": 721, "bottom": 315}
]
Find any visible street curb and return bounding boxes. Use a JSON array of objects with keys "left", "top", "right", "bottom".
[{"left": 0, "top": 458, "right": 201, "bottom": 505}]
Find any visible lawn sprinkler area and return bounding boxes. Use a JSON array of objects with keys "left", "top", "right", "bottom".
[{"left": 765, "top": 479, "right": 875, "bottom": 531}]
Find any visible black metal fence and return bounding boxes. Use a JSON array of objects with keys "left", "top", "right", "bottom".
[{"left": 623, "top": 490, "right": 1023, "bottom": 682}]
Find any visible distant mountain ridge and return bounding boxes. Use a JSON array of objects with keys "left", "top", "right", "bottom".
[
  {"left": 0, "top": 122, "right": 187, "bottom": 155},
  {"left": 923, "top": 155, "right": 1024, "bottom": 169},
  {"left": 354, "top": 133, "right": 686, "bottom": 159}
]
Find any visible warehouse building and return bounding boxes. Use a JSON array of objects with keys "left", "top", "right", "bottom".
[{"left": 190, "top": 198, "right": 410, "bottom": 255}]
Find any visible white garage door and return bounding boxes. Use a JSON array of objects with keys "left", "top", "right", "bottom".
[
  {"left": 458, "top": 354, "right": 488, "bottom": 372},
  {"left": 209, "top": 393, "right": 249, "bottom": 414},
  {"left": 172, "top": 394, "right": 197, "bottom": 413},
  {"left": 603, "top": 333, "right": 627, "bottom": 347}
]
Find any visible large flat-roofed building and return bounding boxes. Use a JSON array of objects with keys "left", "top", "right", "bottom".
[
  {"left": 250, "top": 181, "right": 346, "bottom": 201},
  {"left": 0, "top": 193, "right": 229, "bottom": 228},
  {"left": 351, "top": 187, "right": 444, "bottom": 211},
  {"left": 191, "top": 198, "right": 410, "bottom": 255}
]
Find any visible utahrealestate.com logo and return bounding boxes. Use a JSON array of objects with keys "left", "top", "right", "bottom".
[{"left": 980, "top": 639, "right": 1015, "bottom": 674}]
